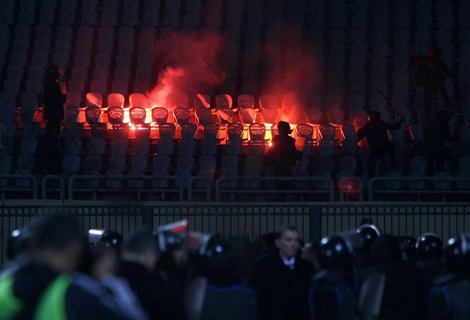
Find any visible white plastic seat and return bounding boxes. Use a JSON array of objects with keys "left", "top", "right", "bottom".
[
  {"left": 174, "top": 108, "right": 190, "bottom": 125},
  {"left": 198, "top": 155, "right": 217, "bottom": 182},
  {"left": 194, "top": 93, "right": 211, "bottom": 109},
  {"left": 84, "top": 155, "right": 103, "bottom": 173},
  {"left": 111, "top": 138, "right": 128, "bottom": 155},
  {"left": 196, "top": 108, "right": 213, "bottom": 125},
  {"left": 65, "top": 137, "right": 82, "bottom": 155},
  {"left": 237, "top": 94, "right": 255, "bottom": 109},
  {"left": 176, "top": 155, "right": 194, "bottom": 188},
  {"left": 20, "top": 137, "right": 38, "bottom": 154},
  {"left": 129, "top": 93, "right": 149, "bottom": 109},
  {"left": 88, "top": 138, "right": 106, "bottom": 155},
  {"left": 108, "top": 155, "right": 126, "bottom": 172},
  {"left": 130, "top": 155, "right": 148, "bottom": 173},
  {"left": 152, "top": 155, "right": 170, "bottom": 175}
]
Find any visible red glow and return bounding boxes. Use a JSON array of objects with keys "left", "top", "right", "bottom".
[{"left": 147, "top": 31, "right": 225, "bottom": 112}]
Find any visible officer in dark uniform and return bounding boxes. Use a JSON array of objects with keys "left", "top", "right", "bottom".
[
  {"left": 429, "top": 233, "right": 470, "bottom": 320},
  {"left": 415, "top": 233, "right": 444, "bottom": 290},
  {"left": 0, "top": 214, "right": 129, "bottom": 319},
  {"left": 357, "top": 111, "right": 403, "bottom": 178},
  {"left": 355, "top": 224, "right": 381, "bottom": 291},
  {"left": 197, "top": 238, "right": 256, "bottom": 320},
  {"left": 359, "top": 235, "right": 427, "bottom": 320},
  {"left": 308, "top": 235, "right": 357, "bottom": 320}
]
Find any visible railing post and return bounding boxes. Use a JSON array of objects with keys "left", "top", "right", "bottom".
[
  {"left": 142, "top": 205, "right": 153, "bottom": 229},
  {"left": 310, "top": 205, "right": 322, "bottom": 242}
]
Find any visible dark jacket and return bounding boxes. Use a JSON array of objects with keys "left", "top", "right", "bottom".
[
  {"left": 267, "top": 135, "right": 299, "bottom": 176},
  {"left": 308, "top": 269, "right": 357, "bottom": 320},
  {"left": 1, "top": 259, "right": 126, "bottom": 320},
  {"left": 119, "top": 260, "right": 185, "bottom": 320},
  {"left": 376, "top": 260, "right": 427, "bottom": 320},
  {"left": 43, "top": 79, "right": 65, "bottom": 121},
  {"left": 357, "top": 119, "right": 402, "bottom": 151},
  {"left": 429, "top": 273, "right": 470, "bottom": 320},
  {"left": 248, "top": 253, "right": 314, "bottom": 320},
  {"left": 201, "top": 275, "right": 257, "bottom": 320}
]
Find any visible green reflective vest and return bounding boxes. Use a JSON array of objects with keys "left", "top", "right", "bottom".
[{"left": 0, "top": 273, "right": 71, "bottom": 320}]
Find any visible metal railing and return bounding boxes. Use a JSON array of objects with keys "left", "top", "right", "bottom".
[
  {"left": 215, "top": 177, "right": 335, "bottom": 202},
  {"left": 0, "top": 174, "right": 37, "bottom": 200},
  {"left": 5, "top": 174, "right": 470, "bottom": 202},
  {"left": 1, "top": 201, "right": 470, "bottom": 265},
  {"left": 68, "top": 175, "right": 184, "bottom": 201},
  {"left": 368, "top": 177, "right": 470, "bottom": 201}
]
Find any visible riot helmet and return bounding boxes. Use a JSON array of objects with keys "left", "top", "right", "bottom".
[{"left": 415, "top": 233, "right": 443, "bottom": 261}]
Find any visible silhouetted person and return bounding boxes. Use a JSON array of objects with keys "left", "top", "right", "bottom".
[
  {"left": 424, "top": 110, "right": 457, "bottom": 174},
  {"left": 267, "top": 121, "right": 300, "bottom": 200},
  {"left": 0, "top": 214, "right": 130, "bottom": 319},
  {"left": 267, "top": 121, "right": 300, "bottom": 177},
  {"left": 421, "top": 48, "right": 454, "bottom": 113},
  {"left": 430, "top": 233, "right": 470, "bottom": 320},
  {"left": 37, "top": 66, "right": 66, "bottom": 174},
  {"left": 359, "top": 235, "right": 427, "bottom": 320},
  {"left": 357, "top": 111, "right": 403, "bottom": 178},
  {"left": 308, "top": 235, "right": 357, "bottom": 320},
  {"left": 119, "top": 229, "right": 181, "bottom": 320},
  {"left": 248, "top": 226, "right": 314, "bottom": 320},
  {"left": 197, "top": 239, "right": 256, "bottom": 320}
]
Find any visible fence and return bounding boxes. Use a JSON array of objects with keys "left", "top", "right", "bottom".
[
  {"left": 3, "top": 174, "right": 470, "bottom": 202},
  {"left": 1, "top": 201, "right": 470, "bottom": 265}
]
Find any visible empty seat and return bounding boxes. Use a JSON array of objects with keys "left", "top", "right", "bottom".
[
  {"left": 215, "top": 94, "right": 233, "bottom": 109},
  {"left": 129, "top": 93, "right": 149, "bottom": 108},
  {"left": 249, "top": 123, "right": 266, "bottom": 141},
  {"left": 111, "top": 138, "right": 128, "bottom": 155},
  {"left": 152, "top": 107, "right": 169, "bottom": 125},
  {"left": 174, "top": 108, "right": 190, "bottom": 125},
  {"left": 86, "top": 92, "right": 103, "bottom": 108},
  {"left": 130, "top": 154, "right": 148, "bottom": 173},
  {"left": 216, "top": 108, "right": 234, "bottom": 124},
  {"left": 83, "top": 154, "right": 103, "bottom": 173},
  {"left": 237, "top": 94, "right": 255, "bottom": 109},
  {"left": 194, "top": 93, "right": 211, "bottom": 109},
  {"left": 195, "top": 108, "right": 213, "bottom": 125},
  {"left": 87, "top": 138, "right": 106, "bottom": 155},
  {"left": 129, "top": 107, "right": 147, "bottom": 126}
]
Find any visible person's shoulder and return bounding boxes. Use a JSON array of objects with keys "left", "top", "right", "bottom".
[{"left": 253, "top": 253, "right": 279, "bottom": 269}]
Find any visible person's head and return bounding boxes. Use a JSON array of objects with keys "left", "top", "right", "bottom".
[
  {"left": 277, "top": 121, "right": 292, "bottom": 136},
  {"left": 372, "top": 235, "right": 402, "bottom": 263},
  {"left": 88, "top": 229, "right": 123, "bottom": 252},
  {"left": 275, "top": 226, "right": 300, "bottom": 259},
  {"left": 318, "top": 235, "right": 354, "bottom": 270},
  {"left": 445, "top": 233, "right": 470, "bottom": 275},
  {"left": 122, "top": 229, "right": 158, "bottom": 271},
  {"left": 29, "top": 214, "right": 83, "bottom": 272},
  {"left": 7, "top": 228, "right": 32, "bottom": 260},
  {"left": 204, "top": 238, "right": 235, "bottom": 275},
  {"left": 367, "top": 110, "right": 381, "bottom": 122},
  {"left": 81, "top": 246, "right": 118, "bottom": 281},
  {"left": 356, "top": 224, "right": 381, "bottom": 253},
  {"left": 156, "top": 231, "right": 185, "bottom": 274},
  {"left": 415, "top": 233, "right": 443, "bottom": 261}
]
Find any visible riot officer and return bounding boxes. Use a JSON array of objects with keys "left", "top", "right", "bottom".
[
  {"left": 429, "top": 233, "right": 470, "bottom": 319},
  {"left": 308, "top": 235, "right": 357, "bottom": 320},
  {"left": 415, "top": 233, "right": 444, "bottom": 287},
  {"left": 193, "top": 238, "right": 256, "bottom": 320},
  {"left": 355, "top": 224, "right": 381, "bottom": 281}
]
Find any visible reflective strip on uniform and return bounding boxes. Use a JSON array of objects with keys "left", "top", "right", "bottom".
[
  {"left": 0, "top": 275, "right": 23, "bottom": 319},
  {"left": 34, "top": 274, "right": 71, "bottom": 320}
]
